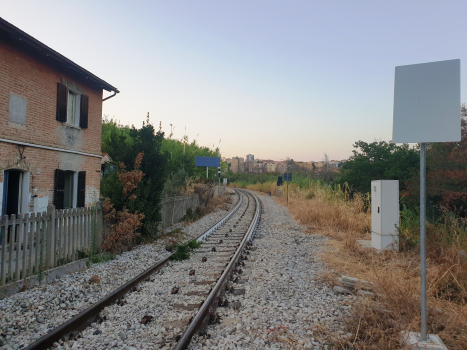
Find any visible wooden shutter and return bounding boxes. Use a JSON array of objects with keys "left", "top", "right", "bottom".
[
  {"left": 54, "top": 169, "right": 65, "bottom": 209},
  {"left": 56, "top": 83, "right": 67, "bottom": 122},
  {"left": 77, "top": 171, "right": 86, "bottom": 208},
  {"left": 80, "top": 95, "right": 89, "bottom": 128}
]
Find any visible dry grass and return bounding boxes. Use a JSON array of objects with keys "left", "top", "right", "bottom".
[
  {"left": 198, "top": 192, "right": 233, "bottom": 216},
  {"left": 244, "top": 180, "right": 467, "bottom": 349}
]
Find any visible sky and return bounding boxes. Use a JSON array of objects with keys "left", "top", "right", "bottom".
[{"left": 2, "top": 0, "right": 467, "bottom": 162}]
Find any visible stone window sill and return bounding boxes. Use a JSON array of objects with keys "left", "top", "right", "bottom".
[{"left": 63, "top": 123, "right": 81, "bottom": 130}]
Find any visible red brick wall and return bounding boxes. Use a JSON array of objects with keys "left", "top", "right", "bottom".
[
  {"left": 0, "top": 144, "right": 101, "bottom": 211},
  {"left": 0, "top": 38, "right": 104, "bottom": 212},
  {"left": 0, "top": 39, "right": 102, "bottom": 154}
]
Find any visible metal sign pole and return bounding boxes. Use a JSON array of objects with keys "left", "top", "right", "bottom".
[
  {"left": 420, "top": 143, "right": 427, "bottom": 341},
  {"left": 206, "top": 167, "right": 208, "bottom": 179}
]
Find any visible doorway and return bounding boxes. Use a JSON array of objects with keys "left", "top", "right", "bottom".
[
  {"left": 1, "top": 169, "right": 29, "bottom": 244},
  {"left": 1, "top": 169, "right": 30, "bottom": 217}
]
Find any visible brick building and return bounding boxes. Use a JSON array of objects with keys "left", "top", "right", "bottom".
[{"left": 0, "top": 18, "right": 118, "bottom": 217}]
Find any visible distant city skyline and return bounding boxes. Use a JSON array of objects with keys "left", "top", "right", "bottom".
[{"left": 3, "top": 1, "right": 467, "bottom": 161}]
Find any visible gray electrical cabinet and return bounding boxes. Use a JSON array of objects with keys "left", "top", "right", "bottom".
[{"left": 371, "top": 180, "right": 399, "bottom": 250}]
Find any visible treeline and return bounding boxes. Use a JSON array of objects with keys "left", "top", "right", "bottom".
[
  {"left": 228, "top": 105, "right": 467, "bottom": 217},
  {"left": 100, "top": 116, "right": 223, "bottom": 237},
  {"left": 340, "top": 105, "right": 467, "bottom": 216}
]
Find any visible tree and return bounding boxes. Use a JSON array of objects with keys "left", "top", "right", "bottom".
[
  {"left": 339, "top": 141, "right": 419, "bottom": 194},
  {"left": 101, "top": 115, "right": 168, "bottom": 235},
  {"left": 405, "top": 104, "right": 467, "bottom": 216}
]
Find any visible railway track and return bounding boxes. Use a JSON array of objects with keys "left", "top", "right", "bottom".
[{"left": 24, "top": 189, "right": 260, "bottom": 350}]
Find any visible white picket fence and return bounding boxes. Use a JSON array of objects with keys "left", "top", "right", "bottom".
[{"left": 0, "top": 204, "right": 102, "bottom": 286}]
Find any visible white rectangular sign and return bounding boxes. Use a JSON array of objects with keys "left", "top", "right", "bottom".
[{"left": 392, "top": 59, "right": 461, "bottom": 143}]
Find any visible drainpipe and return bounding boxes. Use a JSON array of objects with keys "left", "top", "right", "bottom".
[{"left": 103, "top": 90, "right": 118, "bottom": 102}]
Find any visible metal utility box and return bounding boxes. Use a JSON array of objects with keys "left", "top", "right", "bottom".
[
  {"left": 34, "top": 196, "right": 48, "bottom": 213},
  {"left": 371, "top": 180, "right": 399, "bottom": 250}
]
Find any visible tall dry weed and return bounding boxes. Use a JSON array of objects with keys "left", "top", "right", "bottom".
[{"left": 243, "top": 178, "right": 467, "bottom": 349}]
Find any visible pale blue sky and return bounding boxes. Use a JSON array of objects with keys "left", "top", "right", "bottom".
[{"left": 2, "top": 1, "right": 467, "bottom": 161}]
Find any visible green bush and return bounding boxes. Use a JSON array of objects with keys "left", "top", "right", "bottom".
[
  {"left": 187, "top": 239, "right": 201, "bottom": 249},
  {"left": 170, "top": 240, "right": 202, "bottom": 261},
  {"left": 171, "top": 244, "right": 191, "bottom": 261}
]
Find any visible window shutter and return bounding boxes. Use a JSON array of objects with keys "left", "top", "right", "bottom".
[
  {"left": 80, "top": 95, "right": 89, "bottom": 128},
  {"left": 77, "top": 171, "right": 86, "bottom": 208},
  {"left": 54, "top": 169, "right": 65, "bottom": 209},
  {"left": 56, "top": 83, "right": 67, "bottom": 122}
]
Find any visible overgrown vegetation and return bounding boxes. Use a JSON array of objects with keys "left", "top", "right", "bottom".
[
  {"left": 170, "top": 239, "right": 202, "bottom": 261},
  {"left": 180, "top": 207, "right": 203, "bottom": 223},
  {"left": 101, "top": 116, "right": 226, "bottom": 242},
  {"left": 101, "top": 117, "right": 166, "bottom": 238},
  {"left": 232, "top": 107, "right": 467, "bottom": 349},
  {"left": 339, "top": 140, "right": 420, "bottom": 194},
  {"left": 101, "top": 153, "right": 145, "bottom": 253},
  {"left": 246, "top": 170, "right": 466, "bottom": 349}
]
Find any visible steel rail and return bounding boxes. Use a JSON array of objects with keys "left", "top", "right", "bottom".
[
  {"left": 23, "top": 189, "right": 243, "bottom": 350},
  {"left": 173, "top": 189, "right": 261, "bottom": 350}
]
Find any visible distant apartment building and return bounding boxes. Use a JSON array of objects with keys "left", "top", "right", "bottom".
[
  {"left": 265, "top": 162, "right": 276, "bottom": 173},
  {"left": 311, "top": 160, "right": 341, "bottom": 169},
  {"left": 246, "top": 154, "right": 254, "bottom": 162},
  {"left": 275, "top": 161, "right": 288, "bottom": 173},
  {"left": 230, "top": 157, "right": 244, "bottom": 173},
  {"left": 313, "top": 161, "right": 325, "bottom": 168},
  {"left": 250, "top": 161, "right": 263, "bottom": 174}
]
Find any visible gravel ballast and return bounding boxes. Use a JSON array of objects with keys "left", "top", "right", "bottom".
[
  {"left": 1, "top": 190, "right": 353, "bottom": 350},
  {"left": 0, "top": 193, "right": 238, "bottom": 349},
  {"left": 189, "top": 192, "right": 353, "bottom": 349}
]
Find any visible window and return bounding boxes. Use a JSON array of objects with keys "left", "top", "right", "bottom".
[
  {"left": 63, "top": 171, "right": 75, "bottom": 209},
  {"left": 56, "top": 82, "right": 89, "bottom": 128},
  {"left": 9, "top": 94, "right": 27, "bottom": 125},
  {"left": 67, "top": 91, "right": 80, "bottom": 126},
  {"left": 54, "top": 170, "right": 86, "bottom": 209}
]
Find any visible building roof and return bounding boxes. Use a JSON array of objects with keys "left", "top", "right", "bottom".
[{"left": 0, "top": 17, "right": 119, "bottom": 93}]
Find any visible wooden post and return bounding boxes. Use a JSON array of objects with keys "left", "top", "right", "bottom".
[
  {"left": 21, "top": 214, "right": 28, "bottom": 279},
  {"left": 84, "top": 207, "right": 89, "bottom": 250},
  {"left": 78, "top": 208, "right": 83, "bottom": 251},
  {"left": 17, "top": 214, "right": 24, "bottom": 281},
  {"left": 1, "top": 215, "right": 8, "bottom": 285},
  {"left": 27, "top": 213, "right": 34, "bottom": 277},
  {"left": 8, "top": 214, "right": 15, "bottom": 280},
  {"left": 13, "top": 214, "right": 21, "bottom": 282},
  {"left": 71, "top": 209, "right": 76, "bottom": 262},
  {"left": 65, "top": 210, "right": 69, "bottom": 261},
  {"left": 34, "top": 213, "right": 41, "bottom": 275},
  {"left": 96, "top": 199, "right": 105, "bottom": 249},
  {"left": 46, "top": 205, "right": 55, "bottom": 269}
]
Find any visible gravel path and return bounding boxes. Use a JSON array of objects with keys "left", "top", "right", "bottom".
[
  {"left": 189, "top": 192, "right": 352, "bottom": 350},
  {"left": 0, "top": 193, "right": 238, "bottom": 350}
]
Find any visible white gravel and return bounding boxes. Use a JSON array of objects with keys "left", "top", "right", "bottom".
[
  {"left": 47, "top": 190, "right": 254, "bottom": 350},
  {"left": 188, "top": 192, "right": 353, "bottom": 350},
  {"left": 1, "top": 190, "right": 353, "bottom": 350},
  {"left": 0, "top": 193, "right": 238, "bottom": 350}
]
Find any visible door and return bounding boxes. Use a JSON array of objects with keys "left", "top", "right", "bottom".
[
  {"left": 371, "top": 181, "right": 381, "bottom": 235},
  {"left": 5, "top": 170, "right": 21, "bottom": 217}
]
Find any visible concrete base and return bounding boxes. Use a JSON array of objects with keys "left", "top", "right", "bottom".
[
  {"left": 401, "top": 332, "right": 448, "bottom": 350},
  {"left": 0, "top": 258, "right": 88, "bottom": 298},
  {"left": 371, "top": 232, "right": 399, "bottom": 251},
  {"left": 357, "top": 239, "right": 371, "bottom": 248}
]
